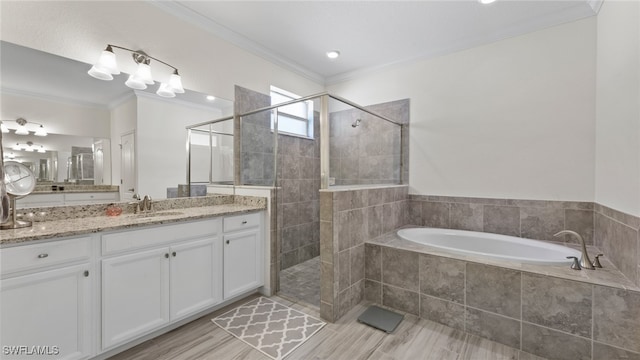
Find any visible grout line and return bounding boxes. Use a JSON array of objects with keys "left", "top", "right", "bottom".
[
  {"left": 591, "top": 284, "right": 595, "bottom": 360},
  {"left": 520, "top": 272, "right": 523, "bottom": 350}
]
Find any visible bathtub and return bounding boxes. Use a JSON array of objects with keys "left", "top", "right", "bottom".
[{"left": 397, "top": 228, "right": 581, "bottom": 265}]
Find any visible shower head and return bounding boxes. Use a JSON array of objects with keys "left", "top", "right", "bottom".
[{"left": 351, "top": 119, "right": 361, "bottom": 128}]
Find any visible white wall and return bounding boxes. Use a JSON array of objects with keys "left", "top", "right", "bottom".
[
  {"left": 594, "top": 0, "right": 640, "bottom": 217},
  {"left": 0, "top": 1, "right": 324, "bottom": 104},
  {"left": 136, "top": 94, "right": 223, "bottom": 199},
  {"left": 327, "top": 18, "right": 597, "bottom": 202}
]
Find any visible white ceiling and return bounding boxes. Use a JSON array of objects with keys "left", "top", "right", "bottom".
[{"left": 153, "top": 0, "right": 601, "bottom": 84}]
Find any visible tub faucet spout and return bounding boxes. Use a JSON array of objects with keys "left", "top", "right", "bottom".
[{"left": 554, "top": 230, "right": 595, "bottom": 270}]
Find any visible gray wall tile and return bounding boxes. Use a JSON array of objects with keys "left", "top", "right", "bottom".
[
  {"left": 594, "top": 286, "right": 640, "bottom": 353},
  {"left": 521, "top": 207, "right": 565, "bottom": 241},
  {"left": 522, "top": 273, "right": 592, "bottom": 337},
  {"left": 382, "top": 247, "right": 419, "bottom": 291},
  {"left": 351, "top": 244, "right": 365, "bottom": 284},
  {"left": 382, "top": 285, "right": 419, "bottom": 316},
  {"left": 338, "top": 250, "right": 350, "bottom": 292},
  {"left": 419, "top": 254, "right": 465, "bottom": 304},
  {"left": 483, "top": 205, "right": 520, "bottom": 236},
  {"left": 593, "top": 342, "right": 640, "bottom": 360},
  {"left": 466, "top": 263, "right": 521, "bottom": 318},
  {"left": 365, "top": 244, "right": 382, "bottom": 281},
  {"left": 365, "top": 280, "right": 382, "bottom": 303},
  {"left": 422, "top": 201, "right": 450, "bottom": 228},
  {"left": 450, "top": 203, "right": 483, "bottom": 231},
  {"left": 321, "top": 260, "right": 334, "bottom": 304},
  {"left": 521, "top": 322, "right": 591, "bottom": 360},
  {"left": 565, "top": 209, "right": 594, "bottom": 245},
  {"left": 420, "top": 295, "right": 464, "bottom": 331},
  {"left": 466, "top": 308, "right": 520, "bottom": 349},
  {"left": 595, "top": 213, "right": 639, "bottom": 286}
]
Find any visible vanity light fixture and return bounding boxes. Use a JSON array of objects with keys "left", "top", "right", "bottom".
[
  {"left": 11, "top": 141, "right": 46, "bottom": 153},
  {"left": 88, "top": 44, "right": 185, "bottom": 98},
  {"left": 1, "top": 118, "right": 48, "bottom": 137}
]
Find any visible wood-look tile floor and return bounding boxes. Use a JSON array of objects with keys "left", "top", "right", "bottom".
[{"left": 108, "top": 294, "right": 547, "bottom": 360}]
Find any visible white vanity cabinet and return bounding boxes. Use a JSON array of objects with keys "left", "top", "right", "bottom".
[
  {"left": 223, "top": 212, "right": 263, "bottom": 300},
  {"left": 16, "top": 192, "right": 120, "bottom": 208},
  {"left": 100, "top": 218, "right": 223, "bottom": 350},
  {"left": 0, "top": 236, "right": 94, "bottom": 360}
]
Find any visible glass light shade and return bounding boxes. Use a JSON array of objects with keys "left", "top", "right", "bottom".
[
  {"left": 37, "top": 146, "right": 46, "bottom": 153},
  {"left": 134, "top": 63, "right": 154, "bottom": 85},
  {"left": 125, "top": 74, "right": 147, "bottom": 90},
  {"left": 88, "top": 65, "right": 114, "bottom": 81},
  {"left": 1, "top": 122, "right": 8, "bottom": 133},
  {"left": 15, "top": 125, "right": 28, "bottom": 135},
  {"left": 156, "top": 83, "right": 176, "bottom": 98},
  {"left": 96, "top": 48, "right": 120, "bottom": 75},
  {"left": 34, "top": 125, "right": 47, "bottom": 137},
  {"left": 169, "top": 73, "right": 185, "bottom": 93}
]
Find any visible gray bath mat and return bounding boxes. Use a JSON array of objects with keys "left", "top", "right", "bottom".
[
  {"left": 212, "top": 297, "right": 325, "bottom": 360},
  {"left": 357, "top": 305, "right": 404, "bottom": 333}
]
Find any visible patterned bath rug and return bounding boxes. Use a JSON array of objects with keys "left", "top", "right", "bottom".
[{"left": 212, "top": 297, "right": 326, "bottom": 360}]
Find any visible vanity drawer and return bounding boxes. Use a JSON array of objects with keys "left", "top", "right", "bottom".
[
  {"left": 65, "top": 192, "right": 119, "bottom": 203},
  {"left": 223, "top": 213, "right": 260, "bottom": 233},
  {"left": 102, "top": 218, "right": 221, "bottom": 255},
  {"left": 1, "top": 236, "right": 92, "bottom": 275}
]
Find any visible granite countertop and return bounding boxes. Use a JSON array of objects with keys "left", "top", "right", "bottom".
[
  {"left": 0, "top": 195, "right": 266, "bottom": 247},
  {"left": 368, "top": 230, "right": 640, "bottom": 292}
]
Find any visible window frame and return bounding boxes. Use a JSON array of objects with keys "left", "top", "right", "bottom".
[{"left": 270, "top": 86, "right": 314, "bottom": 139}]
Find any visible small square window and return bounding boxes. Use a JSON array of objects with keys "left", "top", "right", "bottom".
[{"left": 270, "top": 86, "right": 314, "bottom": 139}]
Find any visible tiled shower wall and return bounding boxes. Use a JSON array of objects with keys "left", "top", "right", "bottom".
[
  {"left": 278, "top": 115, "right": 321, "bottom": 269},
  {"left": 319, "top": 186, "right": 409, "bottom": 322},
  {"left": 329, "top": 99, "right": 410, "bottom": 186}
]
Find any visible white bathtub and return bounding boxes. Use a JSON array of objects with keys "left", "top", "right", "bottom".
[{"left": 397, "top": 228, "right": 581, "bottom": 265}]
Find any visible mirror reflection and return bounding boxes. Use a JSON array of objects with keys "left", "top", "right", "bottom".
[{"left": 1, "top": 41, "right": 233, "bottom": 202}]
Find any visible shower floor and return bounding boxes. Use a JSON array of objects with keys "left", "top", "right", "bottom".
[{"left": 278, "top": 256, "right": 320, "bottom": 307}]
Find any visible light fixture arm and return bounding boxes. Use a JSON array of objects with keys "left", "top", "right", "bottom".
[{"left": 107, "top": 44, "right": 179, "bottom": 73}]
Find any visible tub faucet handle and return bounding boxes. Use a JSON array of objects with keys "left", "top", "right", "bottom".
[
  {"left": 566, "top": 256, "right": 582, "bottom": 270},
  {"left": 592, "top": 254, "right": 604, "bottom": 268},
  {"left": 554, "top": 230, "right": 595, "bottom": 270}
]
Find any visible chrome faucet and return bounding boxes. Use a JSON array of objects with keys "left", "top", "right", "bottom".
[
  {"left": 141, "top": 195, "right": 153, "bottom": 212},
  {"left": 554, "top": 230, "right": 595, "bottom": 270}
]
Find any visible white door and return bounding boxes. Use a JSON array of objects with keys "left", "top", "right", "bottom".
[
  {"left": 169, "top": 237, "right": 222, "bottom": 320},
  {"left": 1, "top": 264, "right": 92, "bottom": 360},
  {"left": 223, "top": 229, "right": 261, "bottom": 299},
  {"left": 101, "top": 247, "right": 170, "bottom": 350},
  {"left": 120, "top": 132, "right": 135, "bottom": 197}
]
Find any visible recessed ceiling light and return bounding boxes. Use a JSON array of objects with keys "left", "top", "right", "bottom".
[
  {"left": 479, "top": 0, "right": 497, "bottom": 4},
  {"left": 206, "top": 95, "right": 216, "bottom": 101},
  {"left": 326, "top": 50, "right": 340, "bottom": 59}
]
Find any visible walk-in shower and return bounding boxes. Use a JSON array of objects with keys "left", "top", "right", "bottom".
[{"left": 186, "top": 93, "right": 406, "bottom": 307}]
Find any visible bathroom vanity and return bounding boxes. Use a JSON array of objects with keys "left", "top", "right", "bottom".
[{"left": 0, "top": 197, "right": 266, "bottom": 360}]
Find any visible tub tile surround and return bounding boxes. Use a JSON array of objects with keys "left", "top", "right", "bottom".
[
  {"left": 365, "top": 239, "right": 640, "bottom": 359},
  {"left": 319, "top": 185, "right": 409, "bottom": 322}
]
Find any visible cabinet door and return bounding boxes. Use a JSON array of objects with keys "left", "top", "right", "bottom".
[
  {"left": 101, "top": 247, "right": 170, "bottom": 350},
  {"left": 170, "top": 237, "right": 222, "bottom": 320},
  {"left": 223, "top": 228, "right": 262, "bottom": 299},
  {"left": 1, "top": 264, "right": 92, "bottom": 360}
]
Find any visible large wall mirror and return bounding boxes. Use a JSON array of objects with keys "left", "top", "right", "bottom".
[{"left": 1, "top": 41, "right": 233, "bottom": 201}]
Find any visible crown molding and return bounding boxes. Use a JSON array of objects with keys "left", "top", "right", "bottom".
[
  {"left": 108, "top": 91, "right": 136, "bottom": 110},
  {"left": 148, "top": 0, "right": 326, "bottom": 85},
  {"left": 586, "top": 0, "right": 603, "bottom": 14}
]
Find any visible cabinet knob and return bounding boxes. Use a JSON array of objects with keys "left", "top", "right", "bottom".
[
  {"left": 226, "top": 240, "right": 230, "bottom": 244},
  {"left": 84, "top": 270, "right": 89, "bottom": 277},
  {"left": 165, "top": 253, "right": 169, "bottom": 258},
  {"left": 242, "top": 220, "right": 248, "bottom": 224},
  {"left": 172, "top": 251, "right": 177, "bottom": 257},
  {"left": 37, "top": 253, "right": 49, "bottom": 259}
]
